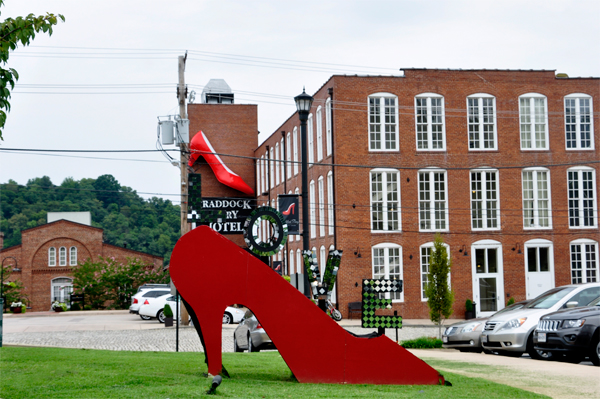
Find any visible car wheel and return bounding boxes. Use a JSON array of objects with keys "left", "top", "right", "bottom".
[
  {"left": 139, "top": 314, "right": 152, "bottom": 321},
  {"left": 527, "top": 334, "right": 554, "bottom": 361},
  {"left": 233, "top": 334, "right": 243, "bottom": 352},
  {"left": 157, "top": 309, "right": 165, "bottom": 323},
  {"left": 591, "top": 334, "right": 600, "bottom": 366},
  {"left": 223, "top": 313, "right": 232, "bottom": 325},
  {"left": 248, "top": 334, "right": 260, "bottom": 352}
]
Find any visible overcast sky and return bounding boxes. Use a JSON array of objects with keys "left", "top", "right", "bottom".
[{"left": 1, "top": 0, "right": 598, "bottom": 205}]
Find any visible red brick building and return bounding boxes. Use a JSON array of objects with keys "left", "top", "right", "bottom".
[
  {"left": 1, "top": 215, "right": 163, "bottom": 311},
  {"left": 186, "top": 70, "right": 599, "bottom": 320}
]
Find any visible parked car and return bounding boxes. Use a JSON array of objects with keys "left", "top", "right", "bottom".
[
  {"left": 129, "top": 286, "right": 171, "bottom": 320},
  {"left": 533, "top": 295, "right": 600, "bottom": 365},
  {"left": 233, "top": 309, "right": 276, "bottom": 352},
  {"left": 138, "top": 293, "right": 245, "bottom": 324},
  {"left": 481, "top": 283, "right": 600, "bottom": 360},
  {"left": 443, "top": 300, "right": 529, "bottom": 353}
]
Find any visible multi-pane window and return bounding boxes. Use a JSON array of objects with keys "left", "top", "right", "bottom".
[
  {"left": 256, "top": 157, "right": 261, "bottom": 195},
  {"left": 48, "top": 247, "right": 56, "bottom": 266},
  {"left": 519, "top": 94, "right": 548, "bottom": 150},
  {"left": 289, "top": 250, "right": 295, "bottom": 274},
  {"left": 326, "top": 98, "right": 332, "bottom": 156},
  {"left": 471, "top": 169, "right": 499, "bottom": 230},
  {"left": 316, "top": 106, "right": 323, "bottom": 161},
  {"left": 269, "top": 147, "right": 274, "bottom": 188},
  {"left": 565, "top": 95, "right": 593, "bottom": 150},
  {"left": 293, "top": 127, "right": 299, "bottom": 176},
  {"left": 260, "top": 156, "right": 265, "bottom": 193},
  {"left": 467, "top": 95, "right": 496, "bottom": 150},
  {"left": 415, "top": 94, "right": 445, "bottom": 150},
  {"left": 526, "top": 245, "right": 550, "bottom": 273},
  {"left": 286, "top": 133, "right": 292, "bottom": 180},
  {"left": 318, "top": 176, "right": 325, "bottom": 237},
  {"left": 59, "top": 247, "right": 67, "bottom": 266},
  {"left": 418, "top": 170, "right": 448, "bottom": 231},
  {"left": 420, "top": 243, "right": 450, "bottom": 300},
  {"left": 522, "top": 168, "right": 551, "bottom": 228},
  {"left": 372, "top": 244, "right": 403, "bottom": 301},
  {"left": 295, "top": 187, "right": 301, "bottom": 241},
  {"left": 568, "top": 167, "right": 597, "bottom": 228},
  {"left": 369, "top": 93, "right": 398, "bottom": 151},
  {"left": 280, "top": 138, "right": 285, "bottom": 181},
  {"left": 69, "top": 246, "right": 77, "bottom": 266},
  {"left": 309, "top": 180, "right": 316, "bottom": 238},
  {"left": 308, "top": 114, "right": 314, "bottom": 164},
  {"left": 570, "top": 239, "right": 598, "bottom": 283},
  {"left": 275, "top": 142, "right": 280, "bottom": 185},
  {"left": 370, "top": 169, "right": 400, "bottom": 231},
  {"left": 327, "top": 172, "right": 334, "bottom": 235}
]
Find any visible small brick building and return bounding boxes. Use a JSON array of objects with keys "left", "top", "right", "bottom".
[
  {"left": 186, "top": 70, "right": 599, "bottom": 320},
  {"left": 1, "top": 214, "right": 163, "bottom": 311}
]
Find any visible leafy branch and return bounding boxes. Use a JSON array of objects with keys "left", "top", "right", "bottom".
[{"left": 0, "top": 1, "right": 65, "bottom": 139}]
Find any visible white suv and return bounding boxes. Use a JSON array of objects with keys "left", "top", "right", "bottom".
[
  {"left": 481, "top": 283, "right": 600, "bottom": 360},
  {"left": 129, "top": 285, "right": 171, "bottom": 320}
]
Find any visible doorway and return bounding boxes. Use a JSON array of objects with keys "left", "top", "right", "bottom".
[
  {"left": 524, "top": 239, "right": 554, "bottom": 299},
  {"left": 472, "top": 240, "right": 504, "bottom": 317}
]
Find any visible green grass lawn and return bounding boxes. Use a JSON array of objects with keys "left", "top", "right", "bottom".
[{"left": 0, "top": 347, "right": 549, "bottom": 399}]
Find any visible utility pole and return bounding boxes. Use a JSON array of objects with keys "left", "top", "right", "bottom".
[{"left": 177, "top": 53, "right": 190, "bottom": 326}]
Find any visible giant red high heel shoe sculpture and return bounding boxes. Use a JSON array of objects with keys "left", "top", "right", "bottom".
[{"left": 170, "top": 226, "right": 445, "bottom": 385}]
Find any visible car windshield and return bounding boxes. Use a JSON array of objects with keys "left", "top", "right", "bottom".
[
  {"left": 492, "top": 301, "right": 528, "bottom": 316},
  {"left": 525, "top": 287, "right": 576, "bottom": 309},
  {"left": 589, "top": 296, "right": 600, "bottom": 306}
]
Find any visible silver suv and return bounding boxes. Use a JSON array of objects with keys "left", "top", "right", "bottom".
[{"left": 481, "top": 283, "right": 600, "bottom": 360}]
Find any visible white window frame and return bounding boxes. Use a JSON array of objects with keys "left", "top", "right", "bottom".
[
  {"left": 296, "top": 249, "right": 302, "bottom": 274},
  {"left": 522, "top": 167, "right": 552, "bottom": 229},
  {"left": 368, "top": 93, "right": 399, "bottom": 151},
  {"left": 327, "top": 171, "right": 334, "bottom": 235},
  {"left": 309, "top": 180, "right": 316, "bottom": 238},
  {"left": 256, "top": 157, "right": 261, "bottom": 195},
  {"left": 289, "top": 249, "right": 295, "bottom": 274},
  {"left": 269, "top": 148, "right": 274, "bottom": 189},
  {"left": 293, "top": 127, "right": 299, "bottom": 176},
  {"left": 372, "top": 243, "right": 403, "bottom": 302},
  {"left": 420, "top": 242, "right": 451, "bottom": 301},
  {"left": 286, "top": 132, "right": 292, "bottom": 179},
  {"left": 275, "top": 142, "right": 280, "bottom": 185},
  {"left": 326, "top": 97, "right": 332, "bottom": 156},
  {"left": 59, "top": 247, "right": 67, "bottom": 266},
  {"left": 260, "top": 156, "right": 265, "bottom": 194},
  {"left": 370, "top": 168, "right": 401, "bottom": 232},
  {"left": 280, "top": 138, "right": 285, "bottom": 182},
  {"left": 470, "top": 168, "right": 500, "bottom": 230},
  {"left": 288, "top": 190, "right": 294, "bottom": 242},
  {"left": 316, "top": 106, "right": 323, "bottom": 161},
  {"left": 418, "top": 169, "right": 448, "bottom": 232},
  {"left": 564, "top": 93, "right": 594, "bottom": 151},
  {"left": 308, "top": 113, "right": 314, "bottom": 164},
  {"left": 318, "top": 176, "right": 325, "bottom": 237},
  {"left": 415, "top": 93, "right": 446, "bottom": 151},
  {"left": 48, "top": 247, "right": 56, "bottom": 267},
  {"left": 467, "top": 93, "right": 497, "bottom": 150},
  {"left": 519, "top": 93, "right": 549, "bottom": 150},
  {"left": 69, "top": 246, "right": 77, "bottom": 266},
  {"left": 320, "top": 245, "right": 326, "bottom": 276},
  {"left": 567, "top": 166, "right": 598, "bottom": 228},
  {"left": 570, "top": 239, "right": 598, "bottom": 284},
  {"left": 295, "top": 187, "right": 301, "bottom": 240}
]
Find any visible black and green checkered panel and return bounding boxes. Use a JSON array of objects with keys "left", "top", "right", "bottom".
[
  {"left": 187, "top": 173, "right": 225, "bottom": 224},
  {"left": 321, "top": 250, "right": 342, "bottom": 298},
  {"left": 361, "top": 279, "right": 403, "bottom": 329}
]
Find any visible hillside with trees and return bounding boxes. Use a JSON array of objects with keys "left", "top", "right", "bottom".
[{"left": 0, "top": 175, "right": 180, "bottom": 265}]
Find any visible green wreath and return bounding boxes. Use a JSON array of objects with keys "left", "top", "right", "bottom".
[{"left": 243, "top": 206, "right": 289, "bottom": 256}]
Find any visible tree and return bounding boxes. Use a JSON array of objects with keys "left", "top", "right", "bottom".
[
  {"left": 425, "top": 233, "right": 455, "bottom": 338},
  {"left": 0, "top": 1, "right": 65, "bottom": 139}
]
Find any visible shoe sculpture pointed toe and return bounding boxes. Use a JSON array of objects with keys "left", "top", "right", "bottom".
[{"left": 170, "top": 226, "right": 444, "bottom": 385}]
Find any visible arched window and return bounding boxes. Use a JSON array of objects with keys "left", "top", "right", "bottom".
[
  {"left": 286, "top": 132, "right": 292, "bottom": 179},
  {"left": 275, "top": 142, "right": 280, "bottom": 185},
  {"left": 570, "top": 239, "right": 598, "bottom": 283},
  {"left": 318, "top": 176, "right": 325, "bottom": 237},
  {"left": 309, "top": 180, "right": 316, "bottom": 238},
  {"left": 293, "top": 127, "right": 299, "bottom": 176},
  {"left": 369, "top": 93, "right": 398, "bottom": 151},
  {"left": 296, "top": 249, "right": 302, "bottom": 274},
  {"left": 48, "top": 247, "right": 56, "bottom": 267},
  {"left": 308, "top": 113, "right": 314, "bottom": 164},
  {"left": 316, "top": 106, "right": 323, "bottom": 161},
  {"left": 370, "top": 168, "right": 401, "bottom": 231},
  {"left": 69, "top": 246, "right": 78, "bottom": 266},
  {"left": 418, "top": 168, "right": 448, "bottom": 231},
  {"left": 564, "top": 94, "right": 593, "bottom": 150},
  {"left": 289, "top": 249, "right": 295, "bottom": 274},
  {"left": 326, "top": 98, "right": 332, "bottom": 156},
  {"left": 470, "top": 168, "right": 500, "bottom": 230},
  {"left": 467, "top": 93, "right": 497, "bottom": 150},
  {"left": 415, "top": 93, "right": 445, "bottom": 150},
  {"left": 59, "top": 247, "right": 67, "bottom": 266},
  {"left": 320, "top": 245, "right": 326, "bottom": 276},
  {"left": 420, "top": 242, "right": 451, "bottom": 301},
  {"left": 567, "top": 166, "right": 597, "bottom": 228},
  {"left": 372, "top": 243, "right": 403, "bottom": 301},
  {"left": 522, "top": 167, "right": 552, "bottom": 229},
  {"left": 519, "top": 93, "right": 548, "bottom": 150},
  {"left": 327, "top": 172, "right": 334, "bottom": 235}
]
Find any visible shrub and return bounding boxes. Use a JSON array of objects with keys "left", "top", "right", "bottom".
[
  {"left": 163, "top": 303, "right": 173, "bottom": 318},
  {"left": 465, "top": 299, "right": 474, "bottom": 311},
  {"left": 507, "top": 297, "right": 515, "bottom": 306},
  {"left": 70, "top": 303, "right": 81, "bottom": 311},
  {"left": 282, "top": 275, "right": 291, "bottom": 283},
  {"left": 399, "top": 336, "right": 443, "bottom": 349}
]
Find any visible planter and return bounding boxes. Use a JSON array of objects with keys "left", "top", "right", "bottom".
[
  {"left": 53, "top": 307, "right": 64, "bottom": 313},
  {"left": 465, "top": 310, "right": 475, "bottom": 320},
  {"left": 10, "top": 306, "right": 22, "bottom": 314},
  {"left": 165, "top": 317, "right": 174, "bottom": 327}
]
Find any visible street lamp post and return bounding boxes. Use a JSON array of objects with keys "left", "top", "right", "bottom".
[{"left": 294, "top": 88, "right": 314, "bottom": 297}]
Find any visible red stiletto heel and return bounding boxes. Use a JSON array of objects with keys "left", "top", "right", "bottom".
[{"left": 170, "top": 226, "right": 443, "bottom": 385}]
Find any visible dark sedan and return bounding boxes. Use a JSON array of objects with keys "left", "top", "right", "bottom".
[{"left": 533, "top": 296, "right": 600, "bottom": 365}]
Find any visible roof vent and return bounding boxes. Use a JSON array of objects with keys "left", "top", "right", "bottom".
[
  {"left": 556, "top": 73, "right": 569, "bottom": 78},
  {"left": 201, "top": 79, "right": 234, "bottom": 104}
]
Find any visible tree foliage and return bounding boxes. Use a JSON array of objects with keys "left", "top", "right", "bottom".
[
  {"left": 425, "top": 233, "right": 455, "bottom": 338},
  {"left": 1, "top": 175, "right": 181, "bottom": 265},
  {"left": 1, "top": 261, "right": 27, "bottom": 311},
  {"left": 0, "top": 1, "right": 65, "bottom": 139},
  {"left": 72, "top": 256, "right": 169, "bottom": 310}
]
